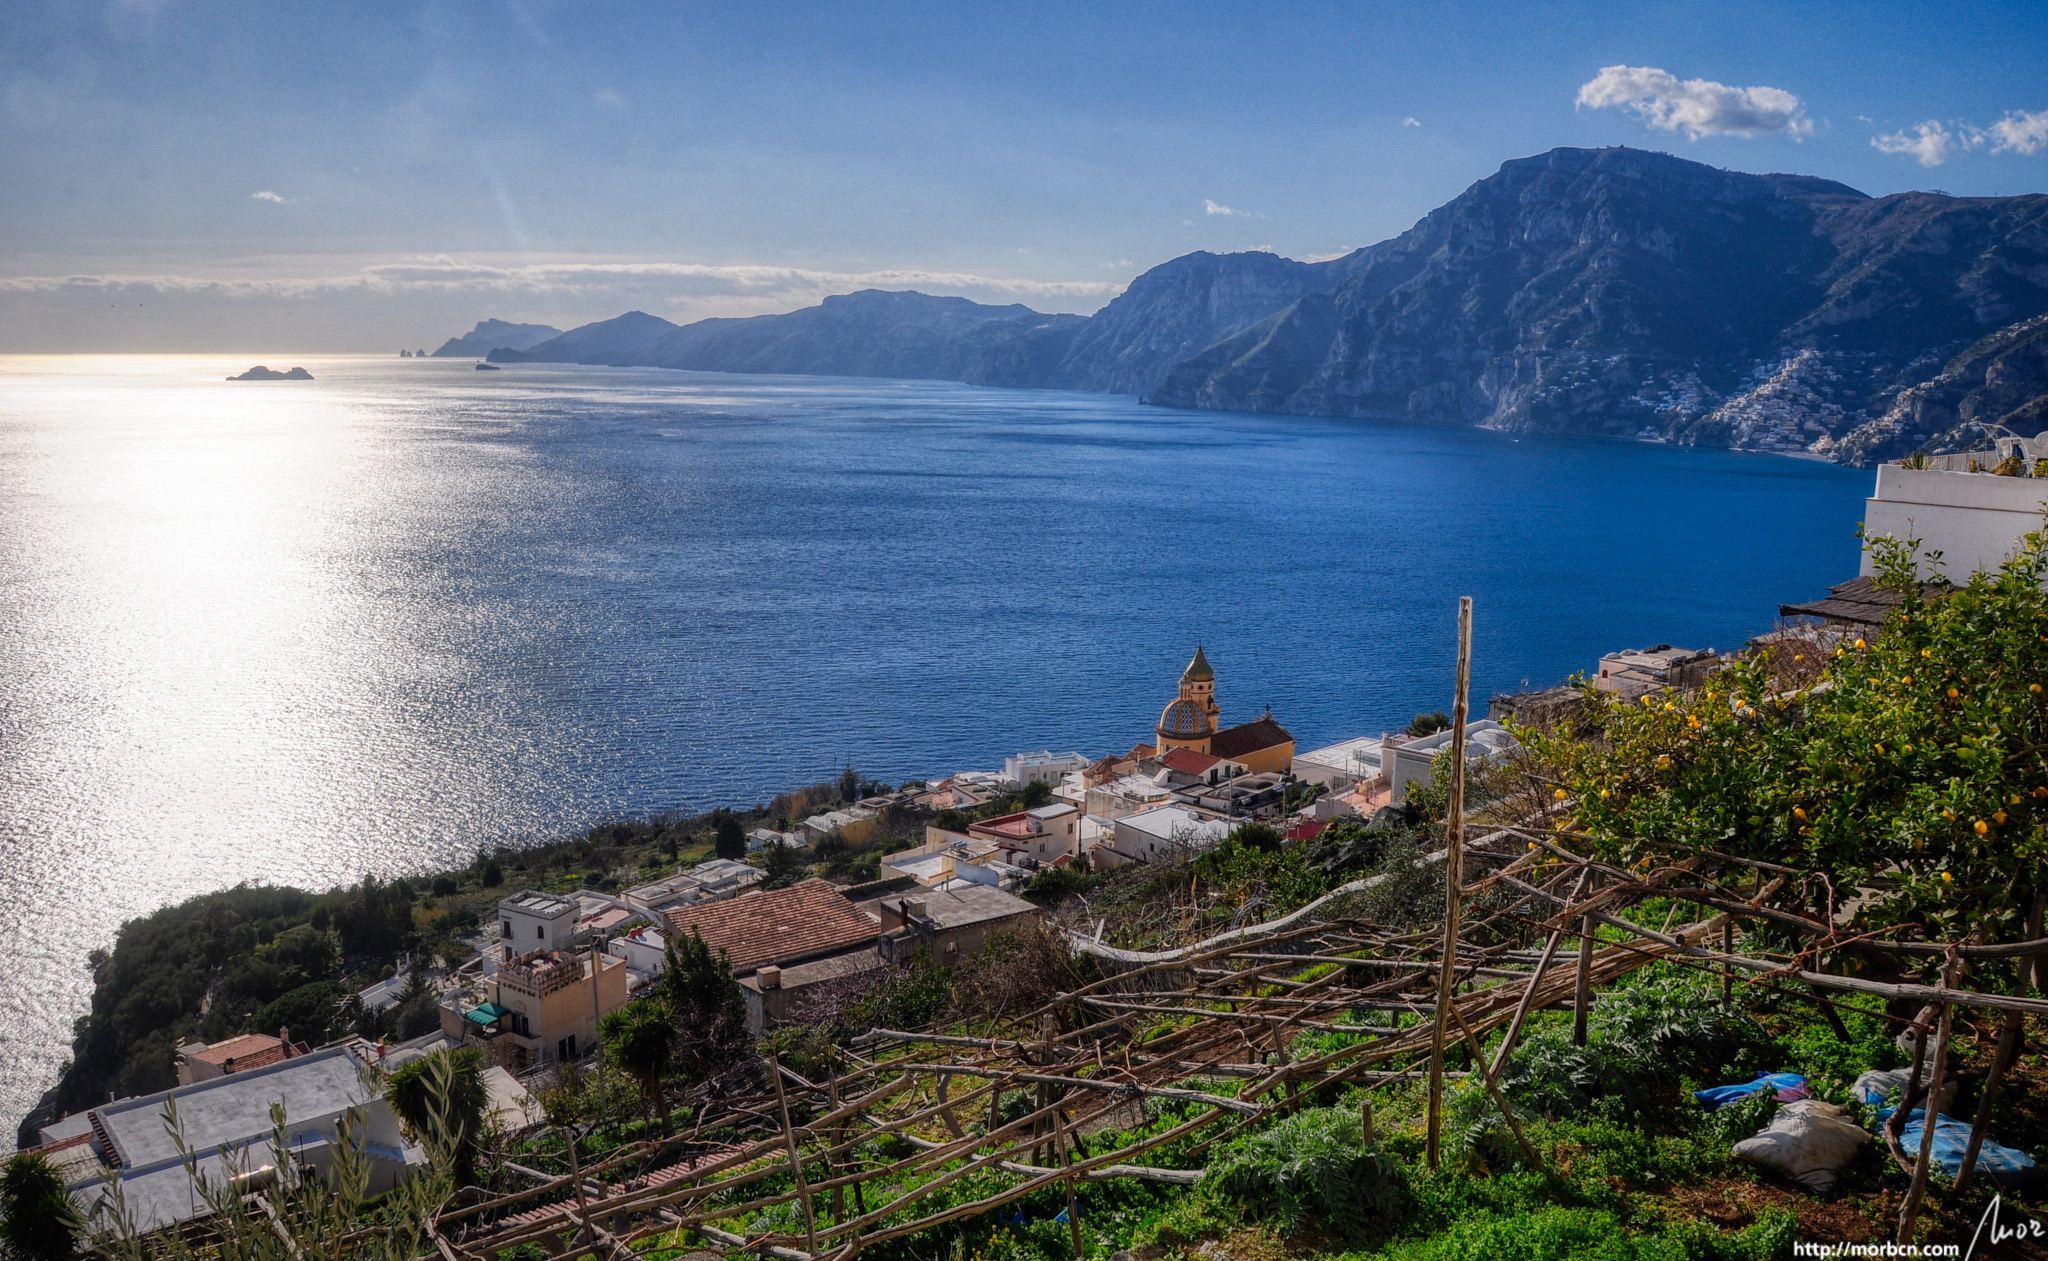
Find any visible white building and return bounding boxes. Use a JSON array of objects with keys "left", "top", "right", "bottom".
[
  {"left": 1084, "top": 771, "right": 1174, "bottom": 821},
  {"left": 1385, "top": 720, "right": 1519, "bottom": 806},
  {"left": 1861, "top": 459, "right": 2048, "bottom": 580},
  {"left": 1003, "top": 750, "right": 1089, "bottom": 786},
  {"left": 42, "top": 1044, "right": 422, "bottom": 1236},
  {"left": 496, "top": 890, "right": 581, "bottom": 963},
  {"left": 1094, "top": 805, "right": 1234, "bottom": 869},
  {"left": 1292, "top": 735, "right": 1389, "bottom": 790}
]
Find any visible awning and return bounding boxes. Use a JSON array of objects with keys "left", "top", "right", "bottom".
[{"left": 464, "top": 1003, "right": 508, "bottom": 1028}]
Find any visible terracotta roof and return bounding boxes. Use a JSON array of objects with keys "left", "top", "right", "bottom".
[
  {"left": 1286, "top": 818, "right": 1327, "bottom": 843},
  {"left": 1125, "top": 742, "right": 1157, "bottom": 761},
  {"left": 663, "top": 879, "right": 879, "bottom": 973},
  {"left": 187, "top": 1033, "right": 284, "bottom": 1067},
  {"left": 969, "top": 811, "right": 1037, "bottom": 840},
  {"left": 1210, "top": 716, "right": 1293, "bottom": 760},
  {"left": 1159, "top": 747, "right": 1222, "bottom": 775}
]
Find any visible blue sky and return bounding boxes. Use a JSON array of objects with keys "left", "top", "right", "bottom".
[{"left": 3, "top": 0, "right": 2045, "bottom": 349}]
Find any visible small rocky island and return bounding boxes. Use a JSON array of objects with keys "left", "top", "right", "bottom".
[{"left": 226, "top": 365, "right": 313, "bottom": 381}]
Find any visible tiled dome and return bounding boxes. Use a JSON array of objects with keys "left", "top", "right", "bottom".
[{"left": 1157, "top": 697, "right": 1211, "bottom": 739}]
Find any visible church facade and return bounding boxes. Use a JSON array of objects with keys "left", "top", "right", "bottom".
[{"left": 1153, "top": 644, "right": 1294, "bottom": 775}]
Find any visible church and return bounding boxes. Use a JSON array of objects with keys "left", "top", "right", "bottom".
[{"left": 1153, "top": 644, "right": 1294, "bottom": 775}]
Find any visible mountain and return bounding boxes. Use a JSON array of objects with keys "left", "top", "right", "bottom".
[
  {"left": 1151, "top": 147, "right": 2048, "bottom": 458},
  {"left": 1827, "top": 314, "right": 2048, "bottom": 464},
  {"left": 494, "top": 291, "right": 1082, "bottom": 383},
  {"left": 967, "top": 248, "right": 1366, "bottom": 395},
  {"left": 455, "top": 148, "right": 2048, "bottom": 464},
  {"left": 492, "top": 310, "right": 683, "bottom": 365},
  {"left": 646, "top": 290, "right": 1083, "bottom": 381},
  {"left": 430, "top": 318, "right": 563, "bottom": 358}
]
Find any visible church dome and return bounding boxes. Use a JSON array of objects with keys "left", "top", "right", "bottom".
[{"left": 1158, "top": 697, "right": 1211, "bottom": 739}]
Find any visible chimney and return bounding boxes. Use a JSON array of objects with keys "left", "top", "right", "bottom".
[
  {"left": 906, "top": 898, "right": 928, "bottom": 923},
  {"left": 758, "top": 965, "right": 782, "bottom": 991},
  {"left": 278, "top": 1026, "right": 290, "bottom": 1048}
]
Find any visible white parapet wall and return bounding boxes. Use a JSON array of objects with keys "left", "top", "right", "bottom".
[{"left": 1861, "top": 464, "right": 2048, "bottom": 580}]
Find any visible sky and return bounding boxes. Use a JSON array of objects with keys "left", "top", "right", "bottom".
[{"left": 3, "top": 0, "right": 2045, "bottom": 351}]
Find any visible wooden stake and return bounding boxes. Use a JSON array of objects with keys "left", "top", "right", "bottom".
[
  {"left": 1054, "top": 1107, "right": 1084, "bottom": 1260},
  {"left": 1486, "top": 867, "right": 1591, "bottom": 1087},
  {"left": 1425, "top": 595, "right": 1473, "bottom": 1170},
  {"left": 1955, "top": 1009, "right": 2023, "bottom": 1195},
  {"left": 1721, "top": 922, "right": 1734, "bottom": 1008},
  {"left": 1897, "top": 954, "right": 1959, "bottom": 1245},
  {"left": 1572, "top": 900, "right": 1594, "bottom": 1048},
  {"left": 768, "top": 1055, "right": 819, "bottom": 1258}
]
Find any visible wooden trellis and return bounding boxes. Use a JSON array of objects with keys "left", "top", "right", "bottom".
[{"left": 421, "top": 818, "right": 2048, "bottom": 1261}]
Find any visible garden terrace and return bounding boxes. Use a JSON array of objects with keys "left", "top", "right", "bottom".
[{"left": 428, "top": 822, "right": 2048, "bottom": 1261}]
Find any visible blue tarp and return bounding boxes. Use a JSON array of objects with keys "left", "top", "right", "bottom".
[
  {"left": 1875, "top": 1107, "right": 2039, "bottom": 1188},
  {"left": 1696, "top": 1072, "right": 1809, "bottom": 1111}
]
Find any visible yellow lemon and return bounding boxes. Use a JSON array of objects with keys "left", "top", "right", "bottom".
[
  {"left": 1995, "top": 810, "right": 2008, "bottom": 825},
  {"left": 1793, "top": 806, "right": 1807, "bottom": 821},
  {"left": 1974, "top": 819, "right": 1990, "bottom": 835},
  {"left": 1553, "top": 788, "right": 1568, "bottom": 801},
  {"left": 1854, "top": 638, "right": 1867, "bottom": 649},
  {"left": 1941, "top": 871, "right": 1953, "bottom": 884}
]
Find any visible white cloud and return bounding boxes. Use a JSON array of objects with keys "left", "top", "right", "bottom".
[
  {"left": 1401, "top": 116, "right": 1422, "bottom": 128},
  {"left": 593, "top": 87, "right": 628, "bottom": 111},
  {"left": 0, "top": 256, "right": 1127, "bottom": 308},
  {"left": 1990, "top": 108, "right": 2048, "bottom": 155},
  {"left": 1870, "top": 120, "right": 1984, "bottom": 167},
  {"left": 1203, "top": 198, "right": 1255, "bottom": 218},
  {"left": 1575, "top": 65, "right": 1811, "bottom": 140},
  {"left": 250, "top": 190, "right": 290, "bottom": 204}
]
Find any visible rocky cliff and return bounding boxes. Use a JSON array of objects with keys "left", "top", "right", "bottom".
[
  {"left": 431, "top": 318, "right": 563, "bottom": 358},
  {"left": 1152, "top": 147, "right": 2048, "bottom": 459}
]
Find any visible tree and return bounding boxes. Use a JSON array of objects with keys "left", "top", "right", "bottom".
[
  {"left": 761, "top": 838, "right": 807, "bottom": 888},
  {"left": 601, "top": 998, "right": 680, "bottom": 1132},
  {"left": 656, "top": 931, "right": 750, "bottom": 1086},
  {"left": 712, "top": 811, "right": 747, "bottom": 861},
  {"left": 1018, "top": 779, "right": 1055, "bottom": 809},
  {"left": 1406, "top": 711, "right": 1451, "bottom": 737},
  {"left": 385, "top": 1047, "right": 488, "bottom": 1186},
  {"left": 1, "top": 1153, "right": 82, "bottom": 1260},
  {"left": 1522, "top": 532, "right": 2048, "bottom": 956},
  {"left": 838, "top": 764, "right": 861, "bottom": 803}
]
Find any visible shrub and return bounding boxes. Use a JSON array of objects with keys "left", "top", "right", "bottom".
[{"left": 1202, "top": 1106, "right": 1407, "bottom": 1241}]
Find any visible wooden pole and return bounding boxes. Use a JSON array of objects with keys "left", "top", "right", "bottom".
[
  {"left": 1954, "top": 1009, "right": 2024, "bottom": 1195},
  {"left": 768, "top": 1055, "right": 819, "bottom": 1258},
  {"left": 1897, "top": 954, "right": 1959, "bottom": 1245},
  {"left": 1721, "top": 922, "right": 1734, "bottom": 1008},
  {"left": 1572, "top": 900, "right": 1594, "bottom": 1048},
  {"left": 1054, "top": 1107, "right": 1084, "bottom": 1260},
  {"left": 1425, "top": 595, "right": 1474, "bottom": 1170},
  {"left": 1485, "top": 867, "right": 1591, "bottom": 1087}
]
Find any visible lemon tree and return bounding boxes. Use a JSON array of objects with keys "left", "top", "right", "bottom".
[{"left": 1520, "top": 532, "right": 2048, "bottom": 948}]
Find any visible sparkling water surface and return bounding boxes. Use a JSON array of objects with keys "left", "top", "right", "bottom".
[{"left": 0, "top": 354, "right": 1869, "bottom": 1129}]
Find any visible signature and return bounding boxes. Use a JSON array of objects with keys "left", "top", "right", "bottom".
[{"left": 1968, "top": 1194, "right": 2046, "bottom": 1260}]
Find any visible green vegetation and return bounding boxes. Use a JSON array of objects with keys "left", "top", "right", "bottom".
[
  {"left": 601, "top": 998, "right": 682, "bottom": 1132},
  {"left": 384, "top": 1046, "right": 487, "bottom": 1186},
  {"left": 0, "top": 1152, "right": 82, "bottom": 1260},
  {"left": 1523, "top": 533, "right": 2048, "bottom": 952}
]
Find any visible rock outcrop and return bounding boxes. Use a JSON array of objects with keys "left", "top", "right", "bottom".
[
  {"left": 430, "top": 319, "right": 564, "bottom": 358},
  {"left": 226, "top": 365, "right": 313, "bottom": 380}
]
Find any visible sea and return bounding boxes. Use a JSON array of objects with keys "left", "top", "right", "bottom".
[{"left": 0, "top": 353, "right": 1869, "bottom": 1131}]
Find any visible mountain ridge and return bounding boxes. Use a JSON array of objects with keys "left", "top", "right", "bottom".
[{"left": 445, "top": 147, "right": 2048, "bottom": 465}]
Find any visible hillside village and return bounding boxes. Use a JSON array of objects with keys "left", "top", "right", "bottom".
[{"left": 10, "top": 447, "right": 2048, "bottom": 1258}]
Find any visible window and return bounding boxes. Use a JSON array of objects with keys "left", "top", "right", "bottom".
[
  {"left": 536, "top": 925, "right": 545, "bottom": 939},
  {"left": 501, "top": 920, "right": 512, "bottom": 938}
]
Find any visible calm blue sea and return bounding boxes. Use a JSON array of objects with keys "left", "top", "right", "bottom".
[{"left": 0, "top": 354, "right": 1868, "bottom": 1126}]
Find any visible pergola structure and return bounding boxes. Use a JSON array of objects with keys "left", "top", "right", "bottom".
[{"left": 413, "top": 820, "right": 2048, "bottom": 1261}]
